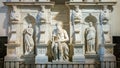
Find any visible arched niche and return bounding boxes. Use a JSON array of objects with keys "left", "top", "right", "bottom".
[
  {"left": 23, "top": 13, "right": 36, "bottom": 32},
  {"left": 85, "top": 13, "right": 97, "bottom": 26},
  {"left": 84, "top": 13, "right": 98, "bottom": 53},
  {"left": 24, "top": 13, "right": 36, "bottom": 26},
  {"left": 23, "top": 13, "right": 36, "bottom": 55}
]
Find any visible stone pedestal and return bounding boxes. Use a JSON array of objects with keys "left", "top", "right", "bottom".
[
  {"left": 100, "top": 55, "right": 116, "bottom": 68},
  {"left": 22, "top": 54, "right": 35, "bottom": 64},
  {"left": 85, "top": 54, "right": 98, "bottom": 65},
  {"left": 73, "top": 44, "right": 85, "bottom": 62},
  {"left": 104, "top": 44, "right": 115, "bottom": 56},
  {"left": 100, "top": 44, "right": 116, "bottom": 68},
  {"left": 35, "top": 44, "right": 48, "bottom": 63},
  {"left": 5, "top": 43, "right": 20, "bottom": 61},
  {"left": 4, "top": 43, "right": 24, "bottom": 68},
  {"left": 86, "top": 50, "right": 96, "bottom": 54},
  {"left": 104, "top": 44, "right": 116, "bottom": 61}
]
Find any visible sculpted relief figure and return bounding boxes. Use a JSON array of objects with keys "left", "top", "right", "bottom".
[
  {"left": 9, "top": 6, "right": 20, "bottom": 43},
  {"left": 37, "top": 5, "right": 46, "bottom": 23},
  {"left": 71, "top": 5, "right": 84, "bottom": 44},
  {"left": 24, "top": 24, "right": 34, "bottom": 55},
  {"left": 52, "top": 22, "right": 69, "bottom": 61},
  {"left": 102, "top": 20, "right": 111, "bottom": 43},
  {"left": 10, "top": 6, "right": 20, "bottom": 21},
  {"left": 102, "top": 6, "right": 111, "bottom": 43},
  {"left": 102, "top": 6, "right": 110, "bottom": 21},
  {"left": 36, "top": 5, "right": 46, "bottom": 43},
  {"left": 73, "top": 5, "right": 82, "bottom": 23},
  {"left": 86, "top": 22, "right": 96, "bottom": 53}
]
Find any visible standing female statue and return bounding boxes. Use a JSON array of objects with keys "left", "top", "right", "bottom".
[
  {"left": 24, "top": 24, "right": 34, "bottom": 55},
  {"left": 86, "top": 22, "right": 96, "bottom": 53}
]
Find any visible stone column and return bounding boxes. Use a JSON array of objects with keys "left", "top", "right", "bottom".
[
  {"left": 35, "top": 5, "right": 52, "bottom": 63},
  {"left": 69, "top": 5, "right": 85, "bottom": 62},
  {"left": 4, "top": 5, "right": 22, "bottom": 65},
  {"left": 99, "top": 5, "right": 116, "bottom": 68}
]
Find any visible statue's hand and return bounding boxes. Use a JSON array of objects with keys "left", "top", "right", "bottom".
[{"left": 54, "top": 40, "right": 59, "bottom": 43}]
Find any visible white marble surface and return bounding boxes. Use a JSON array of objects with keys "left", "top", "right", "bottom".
[
  {"left": 101, "top": 0, "right": 117, "bottom": 2},
  {"left": 21, "top": 0, "right": 35, "bottom": 2},
  {"left": 70, "top": 0, "right": 83, "bottom": 2},
  {"left": 38, "top": 0, "right": 50, "bottom": 2},
  {"left": 86, "top": 0, "right": 94, "bottom": 2}
]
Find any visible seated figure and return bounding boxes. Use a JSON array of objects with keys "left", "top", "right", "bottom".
[{"left": 52, "top": 22, "right": 69, "bottom": 61}]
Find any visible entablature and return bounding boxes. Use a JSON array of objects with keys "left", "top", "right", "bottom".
[
  {"left": 3, "top": 2, "right": 55, "bottom": 6},
  {"left": 66, "top": 1, "right": 117, "bottom": 6}
]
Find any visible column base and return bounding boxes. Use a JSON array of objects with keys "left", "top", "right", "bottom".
[
  {"left": 86, "top": 51, "right": 96, "bottom": 54},
  {"left": 102, "top": 55, "right": 116, "bottom": 61},
  {"left": 72, "top": 44, "right": 85, "bottom": 62},
  {"left": 4, "top": 55, "right": 21, "bottom": 61},
  {"left": 22, "top": 54, "right": 35, "bottom": 64},
  {"left": 35, "top": 55, "right": 48, "bottom": 63},
  {"left": 35, "top": 44, "right": 48, "bottom": 63},
  {"left": 73, "top": 55, "right": 85, "bottom": 62},
  {"left": 100, "top": 55, "right": 116, "bottom": 68}
]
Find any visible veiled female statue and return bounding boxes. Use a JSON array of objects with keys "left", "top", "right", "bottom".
[{"left": 24, "top": 24, "right": 34, "bottom": 55}]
